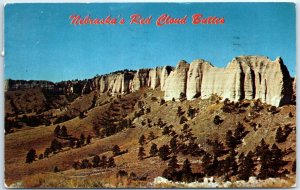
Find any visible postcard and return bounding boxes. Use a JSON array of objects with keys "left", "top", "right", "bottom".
[{"left": 4, "top": 2, "right": 296, "bottom": 188}]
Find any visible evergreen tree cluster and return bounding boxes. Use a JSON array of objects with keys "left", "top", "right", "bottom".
[
  {"left": 138, "top": 124, "right": 204, "bottom": 162},
  {"left": 112, "top": 145, "right": 128, "bottom": 157},
  {"left": 73, "top": 155, "right": 116, "bottom": 170},
  {"left": 54, "top": 125, "right": 68, "bottom": 137},
  {"left": 116, "top": 170, "right": 148, "bottom": 181},
  {"left": 25, "top": 138, "right": 64, "bottom": 163},
  {"left": 93, "top": 100, "right": 133, "bottom": 138},
  {"left": 221, "top": 99, "right": 249, "bottom": 114},
  {"left": 275, "top": 124, "right": 293, "bottom": 143},
  {"left": 25, "top": 149, "right": 37, "bottom": 163},
  {"left": 255, "top": 139, "right": 288, "bottom": 179},
  {"left": 159, "top": 121, "right": 289, "bottom": 183},
  {"left": 163, "top": 157, "right": 201, "bottom": 182},
  {"left": 29, "top": 132, "right": 93, "bottom": 163},
  {"left": 69, "top": 133, "right": 92, "bottom": 149}
]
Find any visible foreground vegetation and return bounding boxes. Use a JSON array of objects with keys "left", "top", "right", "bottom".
[{"left": 5, "top": 88, "right": 296, "bottom": 188}]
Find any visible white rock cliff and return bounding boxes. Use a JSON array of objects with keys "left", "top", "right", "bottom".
[{"left": 5, "top": 56, "right": 293, "bottom": 107}]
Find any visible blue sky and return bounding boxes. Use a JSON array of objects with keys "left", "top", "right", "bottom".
[{"left": 5, "top": 3, "right": 296, "bottom": 82}]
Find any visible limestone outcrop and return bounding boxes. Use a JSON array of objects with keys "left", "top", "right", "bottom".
[
  {"left": 186, "top": 59, "right": 213, "bottom": 100},
  {"left": 164, "top": 60, "right": 190, "bottom": 101},
  {"left": 130, "top": 69, "right": 150, "bottom": 92},
  {"left": 228, "top": 56, "right": 292, "bottom": 106},
  {"left": 97, "top": 72, "right": 134, "bottom": 94},
  {"left": 165, "top": 56, "right": 292, "bottom": 106},
  {"left": 291, "top": 77, "right": 296, "bottom": 103},
  {"left": 5, "top": 56, "right": 294, "bottom": 107},
  {"left": 148, "top": 67, "right": 162, "bottom": 89},
  {"left": 81, "top": 79, "right": 93, "bottom": 94},
  {"left": 160, "top": 66, "right": 173, "bottom": 91}
]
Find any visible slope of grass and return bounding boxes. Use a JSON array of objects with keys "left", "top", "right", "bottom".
[{"left": 5, "top": 88, "right": 296, "bottom": 187}]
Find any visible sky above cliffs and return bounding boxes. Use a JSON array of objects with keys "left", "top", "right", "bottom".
[{"left": 5, "top": 3, "right": 296, "bottom": 82}]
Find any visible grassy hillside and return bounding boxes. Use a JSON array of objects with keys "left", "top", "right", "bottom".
[{"left": 5, "top": 88, "right": 296, "bottom": 188}]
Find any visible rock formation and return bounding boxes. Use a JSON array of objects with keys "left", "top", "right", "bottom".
[
  {"left": 130, "top": 69, "right": 150, "bottom": 92},
  {"left": 97, "top": 72, "right": 134, "bottom": 95},
  {"left": 292, "top": 77, "right": 296, "bottom": 103},
  {"left": 5, "top": 56, "right": 294, "bottom": 107},
  {"left": 81, "top": 79, "right": 93, "bottom": 94},
  {"left": 160, "top": 66, "right": 173, "bottom": 91},
  {"left": 148, "top": 67, "right": 162, "bottom": 89},
  {"left": 164, "top": 60, "right": 190, "bottom": 100},
  {"left": 99, "top": 76, "right": 107, "bottom": 93},
  {"left": 166, "top": 56, "right": 292, "bottom": 106},
  {"left": 186, "top": 59, "right": 213, "bottom": 100}
]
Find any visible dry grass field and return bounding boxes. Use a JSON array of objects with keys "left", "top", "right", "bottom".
[{"left": 5, "top": 88, "right": 296, "bottom": 188}]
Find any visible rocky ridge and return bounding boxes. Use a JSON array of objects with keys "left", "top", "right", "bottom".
[{"left": 5, "top": 56, "right": 294, "bottom": 107}]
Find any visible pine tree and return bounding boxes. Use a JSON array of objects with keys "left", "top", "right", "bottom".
[
  {"left": 237, "top": 151, "right": 256, "bottom": 181},
  {"left": 138, "top": 147, "right": 146, "bottom": 160},
  {"left": 129, "top": 172, "right": 138, "bottom": 180},
  {"left": 202, "top": 153, "right": 220, "bottom": 176},
  {"left": 170, "top": 137, "right": 178, "bottom": 153},
  {"left": 54, "top": 125, "right": 61, "bottom": 136},
  {"left": 213, "top": 115, "right": 222, "bottom": 125},
  {"left": 26, "top": 148, "right": 37, "bottom": 163},
  {"left": 257, "top": 147, "right": 272, "bottom": 179},
  {"left": 149, "top": 143, "right": 158, "bottom": 156},
  {"left": 107, "top": 157, "right": 116, "bottom": 167},
  {"left": 158, "top": 145, "right": 170, "bottom": 161},
  {"left": 112, "top": 145, "right": 121, "bottom": 156},
  {"left": 60, "top": 126, "right": 68, "bottom": 137},
  {"left": 50, "top": 139, "right": 62, "bottom": 152},
  {"left": 222, "top": 156, "right": 231, "bottom": 181},
  {"left": 162, "top": 167, "right": 177, "bottom": 181},
  {"left": 292, "top": 160, "right": 296, "bottom": 173},
  {"left": 81, "top": 159, "right": 92, "bottom": 169},
  {"left": 100, "top": 155, "right": 107, "bottom": 168},
  {"left": 162, "top": 126, "right": 170, "bottom": 135},
  {"left": 226, "top": 130, "right": 236, "bottom": 150},
  {"left": 157, "top": 118, "right": 164, "bottom": 127},
  {"left": 275, "top": 127, "right": 285, "bottom": 143},
  {"left": 72, "top": 161, "right": 80, "bottom": 170},
  {"left": 228, "top": 150, "right": 238, "bottom": 176},
  {"left": 182, "top": 123, "right": 190, "bottom": 132},
  {"left": 80, "top": 133, "right": 86, "bottom": 145},
  {"left": 202, "top": 153, "right": 212, "bottom": 175},
  {"left": 92, "top": 155, "right": 100, "bottom": 167},
  {"left": 234, "top": 122, "right": 248, "bottom": 143},
  {"left": 179, "top": 116, "right": 188, "bottom": 124},
  {"left": 86, "top": 135, "right": 92, "bottom": 144},
  {"left": 188, "top": 142, "right": 203, "bottom": 157},
  {"left": 269, "top": 144, "right": 286, "bottom": 177},
  {"left": 257, "top": 143, "right": 286, "bottom": 179},
  {"left": 79, "top": 111, "right": 85, "bottom": 119},
  {"left": 69, "top": 139, "right": 75, "bottom": 148},
  {"left": 38, "top": 154, "right": 44, "bottom": 160},
  {"left": 181, "top": 158, "right": 193, "bottom": 182},
  {"left": 188, "top": 105, "right": 195, "bottom": 119},
  {"left": 44, "top": 147, "right": 52, "bottom": 158},
  {"left": 139, "top": 135, "right": 146, "bottom": 145},
  {"left": 255, "top": 138, "right": 269, "bottom": 157},
  {"left": 208, "top": 139, "right": 228, "bottom": 158},
  {"left": 54, "top": 166, "right": 59, "bottom": 172},
  {"left": 75, "top": 140, "right": 82, "bottom": 148},
  {"left": 168, "top": 156, "right": 179, "bottom": 169},
  {"left": 148, "top": 131, "right": 156, "bottom": 141},
  {"left": 177, "top": 106, "right": 183, "bottom": 116}
]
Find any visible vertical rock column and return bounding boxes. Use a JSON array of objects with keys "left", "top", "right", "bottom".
[
  {"left": 186, "top": 59, "right": 213, "bottom": 100},
  {"left": 164, "top": 60, "right": 190, "bottom": 100}
]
